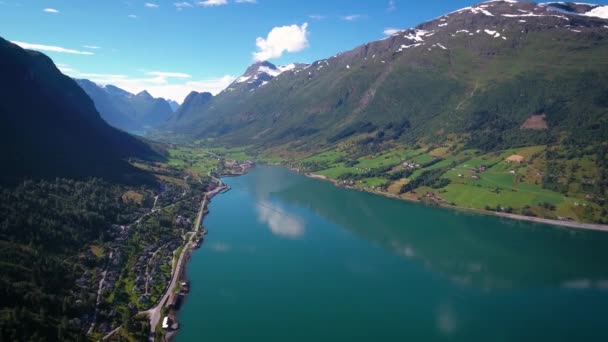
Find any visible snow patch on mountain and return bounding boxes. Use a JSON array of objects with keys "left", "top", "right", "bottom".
[
  {"left": 403, "top": 29, "right": 431, "bottom": 42},
  {"left": 584, "top": 6, "right": 608, "bottom": 19},
  {"left": 232, "top": 62, "right": 308, "bottom": 88}
]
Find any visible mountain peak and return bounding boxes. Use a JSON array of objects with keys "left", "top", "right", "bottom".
[
  {"left": 136, "top": 90, "right": 153, "bottom": 99},
  {"left": 227, "top": 61, "right": 309, "bottom": 93},
  {"left": 243, "top": 61, "right": 278, "bottom": 77}
]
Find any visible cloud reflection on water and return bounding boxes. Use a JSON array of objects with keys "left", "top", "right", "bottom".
[
  {"left": 208, "top": 242, "right": 231, "bottom": 252},
  {"left": 256, "top": 200, "right": 305, "bottom": 239}
]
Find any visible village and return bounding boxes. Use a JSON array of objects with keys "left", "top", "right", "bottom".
[{"left": 73, "top": 157, "right": 256, "bottom": 341}]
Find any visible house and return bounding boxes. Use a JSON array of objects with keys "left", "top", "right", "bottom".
[
  {"left": 506, "top": 154, "right": 524, "bottom": 163},
  {"left": 166, "top": 293, "right": 179, "bottom": 309},
  {"left": 162, "top": 316, "right": 171, "bottom": 330}
]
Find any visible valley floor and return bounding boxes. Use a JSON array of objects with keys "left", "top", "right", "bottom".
[{"left": 255, "top": 142, "right": 608, "bottom": 226}]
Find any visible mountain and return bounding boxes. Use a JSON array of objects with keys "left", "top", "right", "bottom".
[
  {"left": 0, "top": 37, "right": 159, "bottom": 184},
  {"left": 75, "top": 80, "right": 174, "bottom": 133},
  {"left": 165, "top": 61, "right": 308, "bottom": 131},
  {"left": 168, "top": 0, "right": 608, "bottom": 153},
  {"left": 166, "top": 91, "right": 214, "bottom": 127},
  {"left": 75, "top": 79, "right": 140, "bottom": 131},
  {"left": 167, "top": 99, "right": 180, "bottom": 112},
  {"left": 225, "top": 61, "right": 309, "bottom": 93}
]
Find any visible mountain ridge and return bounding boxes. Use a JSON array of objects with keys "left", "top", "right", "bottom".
[
  {"left": 76, "top": 79, "right": 174, "bottom": 133},
  {"left": 166, "top": 0, "right": 608, "bottom": 152}
]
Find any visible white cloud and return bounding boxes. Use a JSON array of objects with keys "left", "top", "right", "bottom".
[
  {"left": 146, "top": 71, "right": 192, "bottom": 78},
  {"left": 43, "top": 8, "right": 59, "bottom": 13},
  {"left": 308, "top": 14, "right": 324, "bottom": 20},
  {"left": 11, "top": 41, "right": 94, "bottom": 55},
  {"left": 387, "top": 0, "right": 396, "bottom": 12},
  {"left": 79, "top": 73, "right": 129, "bottom": 79},
  {"left": 57, "top": 66, "right": 75, "bottom": 73},
  {"left": 235, "top": 0, "right": 257, "bottom": 3},
  {"left": 383, "top": 27, "right": 401, "bottom": 36},
  {"left": 174, "top": 1, "right": 193, "bottom": 9},
  {"left": 128, "top": 14, "right": 137, "bottom": 18},
  {"left": 342, "top": 14, "right": 361, "bottom": 21},
  {"left": 145, "top": 3, "right": 159, "bottom": 8},
  {"left": 253, "top": 23, "right": 309, "bottom": 61},
  {"left": 66, "top": 68, "right": 235, "bottom": 102},
  {"left": 198, "top": 0, "right": 228, "bottom": 6},
  {"left": 83, "top": 45, "right": 101, "bottom": 49}
]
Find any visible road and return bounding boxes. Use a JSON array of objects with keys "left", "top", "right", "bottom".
[
  {"left": 140, "top": 235, "right": 192, "bottom": 339},
  {"left": 140, "top": 179, "right": 227, "bottom": 338},
  {"left": 496, "top": 212, "right": 608, "bottom": 232}
]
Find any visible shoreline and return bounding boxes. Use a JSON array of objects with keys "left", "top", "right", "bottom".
[
  {"left": 159, "top": 171, "right": 246, "bottom": 341},
  {"left": 301, "top": 172, "right": 608, "bottom": 233},
  {"left": 142, "top": 178, "right": 229, "bottom": 342},
  {"left": 149, "top": 163, "right": 607, "bottom": 340},
  {"left": 155, "top": 164, "right": 607, "bottom": 340}
]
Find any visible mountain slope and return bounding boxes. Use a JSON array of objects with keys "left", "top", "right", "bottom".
[
  {"left": 167, "top": 99, "right": 180, "bottom": 112},
  {"left": 76, "top": 79, "right": 140, "bottom": 131},
  {"left": 169, "top": 0, "right": 608, "bottom": 152},
  {"left": 165, "top": 61, "right": 308, "bottom": 131},
  {"left": 76, "top": 80, "right": 174, "bottom": 133},
  {"left": 0, "top": 37, "right": 159, "bottom": 184},
  {"left": 166, "top": 91, "right": 214, "bottom": 128}
]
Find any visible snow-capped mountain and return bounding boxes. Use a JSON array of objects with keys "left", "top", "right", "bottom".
[
  {"left": 169, "top": 0, "right": 608, "bottom": 152},
  {"left": 540, "top": 2, "right": 608, "bottom": 18},
  {"left": 224, "top": 61, "right": 309, "bottom": 93}
]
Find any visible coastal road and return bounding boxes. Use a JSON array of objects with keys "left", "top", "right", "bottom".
[
  {"left": 141, "top": 180, "right": 227, "bottom": 337},
  {"left": 496, "top": 212, "right": 608, "bottom": 232},
  {"left": 141, "top": 235, "right": 193, "bottom": 338}
]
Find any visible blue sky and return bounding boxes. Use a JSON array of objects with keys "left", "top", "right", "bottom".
[{"left": 2, "top": 0, "right": 607, "bottom": 102}]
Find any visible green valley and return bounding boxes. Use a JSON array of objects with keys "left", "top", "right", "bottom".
[
  {"left": 2, "top": 0, "right": 608, "bottom": 341},
  {"left": 273, "top": 141, "right": 607, "bottom": 224}
]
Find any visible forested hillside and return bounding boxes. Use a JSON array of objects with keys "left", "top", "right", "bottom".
[
  {"left": 168, "top": 1, "right": 608, "bottom": 152},
  {"left": 0, "top": 179, "right": 142, "bottom": 341},
  {"left": 0, "top": 37, "right": 159, "bottom": 184}
]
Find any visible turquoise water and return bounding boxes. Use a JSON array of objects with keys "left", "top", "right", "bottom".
[{"left": 176, "top": 166, "right": 608, "bottom": 341}]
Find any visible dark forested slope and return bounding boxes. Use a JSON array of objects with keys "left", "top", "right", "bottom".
[{"left": 0, "top": 37, "right": 159, "bottom": 184}]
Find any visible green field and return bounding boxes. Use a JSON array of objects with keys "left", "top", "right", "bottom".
[{"left": 292, "top": 143, "right": 607, "bottom": 224}]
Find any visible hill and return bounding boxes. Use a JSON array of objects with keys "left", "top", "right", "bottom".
[
  {"left": 0, "top": 37, "right": 159, "bottom": 184},
  {"left": 168, "top": 0, "right": 608, "bottom": 152}
]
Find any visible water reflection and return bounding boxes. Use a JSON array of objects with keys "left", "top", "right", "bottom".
[
  {"left": 437, "top": 303, "right": 457, "bottom": 336},
  {"left": 208, "top": 242, "right": 231, "bottom": 252},
  {"left": 562, "top": 279, "right": 608, "bottom": 290},
  {"left": 256, "top": 200, "right": 305, "bottom": 239},
  {"left": 255, "top": 166, "right": 608, "bottom": 290},
  {"left": 245, "top": 167, "right": 306, "bottom": 239}
]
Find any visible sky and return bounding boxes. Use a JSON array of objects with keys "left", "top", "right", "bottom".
[{"left": 1, "top": 0, "right": 607, "bottom": 102}]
